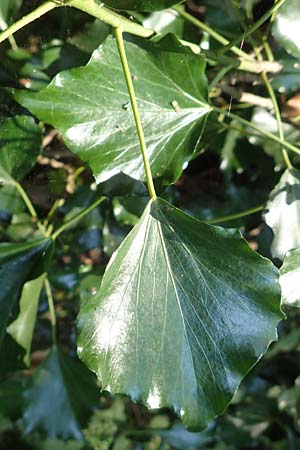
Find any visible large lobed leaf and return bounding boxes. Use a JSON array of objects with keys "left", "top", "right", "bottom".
[
  {"left": 264, "top": 169, "right": 300, "bottom": 260},
  {"left": 78, "top": 197, "right": 283, "bottom": 430},
  {"left": 16, "top": 35, "right": 210, "bottom": 185}
]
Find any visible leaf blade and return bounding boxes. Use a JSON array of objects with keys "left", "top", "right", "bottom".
[
  {"left": 16, "top": 35, "right": 210, "bottom": 185},
  {"left": 78, "top": 198, "right": 282, "bottom": 429}
]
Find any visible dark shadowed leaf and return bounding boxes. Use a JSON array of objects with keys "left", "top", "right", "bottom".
[
  {"left": 104, "top": 0, "right": 180, "bottom": 11},
  {"left": 0, "top": 238, "right": 51, "bottom": 349},
  {"left": 272, "top": 0, "right": 300, "bottom": 58},
  {"left": 7, "top": 273, "right": 46, "bottom": 366},
  {"left": 22, "top": 346, "right": 99, "bottom": 439},
  {"left": 77, "top": 197, "right": 282, "bottom": 430},
  {"left": 264, "top": 169, "right": 300, "bottom": 259},
  {"left": 280, "top": 247, "right": 300, "bottom": 307},
  {"left": 0, "top": 115, "right": 42, "bottom": 180},
  {"left": 0, "top": 238, "right": 51, "bottom": 375},
  {"left": 16, "top": 35, "right": 210, "bottom": 185}
]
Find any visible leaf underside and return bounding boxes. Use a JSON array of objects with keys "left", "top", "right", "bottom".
[
  {"left": 16, "top": 35, "right": 210, "bottom": 185},
  {"left": 78, "top": 197, "right": 282, "bottom": 430}
]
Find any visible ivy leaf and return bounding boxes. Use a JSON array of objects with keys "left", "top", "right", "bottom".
[
  {"left": 77, "top": 198, "right": 282, "bottom": 430},
  {"left": 0, "top": 115, "right": 42, "bottom": 180},
  {"left": 280, "top": 247, "right": 300, "bottom": 307},
  {"left": 7, "top": 273, "right": 46, "bottom": 366},
  {"left": 104, "top": 0, "right": 181, "bottom": 11},
  {"left": 264, "top": 169, "right": 300, "bottom": 260},
  {"left": 22, "top": 346, "right": 99, "bottom": 439},
  {"left": 0, "top": 238, "right": 51, "bottom": 350},
  {"left": 16, "top": 35, "right": 210, "bottom": 185},
  {"left": 0, "top": 238, "right": 52, "bottom": 375},
  {"left": 272, "top": 0, "right": 300, "bottom": 59}
]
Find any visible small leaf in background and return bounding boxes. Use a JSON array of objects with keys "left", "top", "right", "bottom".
[
  {"left": 0, "top": 115, "right": 42, "bottom": 180},
  {"left": 22, "top": 346, "right": 99, "bottom": 439},
  {"left": 104, "top": 0, "right": 181, "bottom": 11},
  {"left": 0, "top": 238, "right": 51, "bottom": 375},
  {"left": 160, "top": 421, "right": 213, "bottom": 450},
  {"left": 264, "top": 168, "right": 300, "bottom": 260},
  {"left": 143, "top": 9, "right": 184, "bottom": 36},
  {"left": 16, "top": 35, "right": 210, "bottom": 185},
  {"left": 272, "top": 0, "right": 300, "bottom": 59},
  {"left": 68, "top": 20, "right": 110, "bottom": 53},
  {"left": 0, "top": 238, "right": 51, "bottom": 347},
  {"left": 250, "top": 107, "right": 300, "bottom": 167},
  {"left": 7, "top": 273, "right": 46, "bottom": 366},
  {"left": 280, "top": 247, "right": 300, "bottom": 307},
  {"left": 78, "top": 198, "right": 282, "bottom": 430},
  {"left": 0, "top": 0, "right": 22, "bottom": 30}
]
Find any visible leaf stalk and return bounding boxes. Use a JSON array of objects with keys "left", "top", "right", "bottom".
[
  {"left": 114, "top": 27, "right": 157, "bottom": 200},
  {"left": 14, "top": 181, "right": 46, "bottom": 235},
  {"left": 44, "top": 278, "right": 57, "bottom": 346},
  {"left": 213, "top": 106, "right": 300, "bottom": 157},
  {"left": 51, "top": 195, "right": 106, "bottom": 240}
]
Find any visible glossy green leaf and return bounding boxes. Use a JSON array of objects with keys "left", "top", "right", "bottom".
[
  {"left": 0, "top": 115, "right": 42, "bottom": 180},
  {"left": 78, "top": 197, "right": 282, "bottom": 430},
  {"left": 104, "top": 0, "right": 180, "bottom": 11},
  {"left": 7, "top": 273, "right": 46, "bottom": 366},
  {"left": 0, "top": 238, "right": 51, "bottom": 348},
  {"left": 16, "top": 35, "right": 210, "bottom": 185},
  {"left": 264, "top": 169, "right": 300, "bottom": 259},
  {"left": 23, "top": 346, "right": 99, "bottom": 439},
  {"left": 272, "top": 0, "right": 300, "bottom": 58},
  {"left": 280, "top": 247, "right": 300, "bottom": 307}
]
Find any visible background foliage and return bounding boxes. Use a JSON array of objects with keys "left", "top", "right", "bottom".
[{"left": 1, "top": 0, "right": 300, "bottom": 449}]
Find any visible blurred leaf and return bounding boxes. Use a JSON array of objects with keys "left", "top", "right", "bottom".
[
  {"left": 264, "top": 168, "right": 300, "bottom": 259},
  {"left": 16, "top": 35, "right": 210, "bottom": 185},
  {"left": 203, "top": 0, "right": 242, "bottom": 38},
  {"left": 0, "top": 378, "right": 23, "bottom": 418},
  {"left": 160, "top": 421, "right": 213, "bottom": 450},
  {"left": 143, "top": 9, "right": 184, "bottom": 35},
  {"left": 69, "top": 20, "right": 110, "bottom": 53},
  {"left": 7, "top": 273, "right": 46, "bottom": 366},
  {"left": 272, "top": 55, "right": 300, "bottom": 94},
  {"left": 280, "top": 247, "right": 300, "bottom": 307},
  {"left": 22, "top": 346, "right": 99, "bottom": 439},
  {"left": 250, "top": 107, "right": 300, "bottom": 167},
  {"left": 41, "top": 439, "right": 84, "bottom": 450},
  {"left": 104, "top": 0, "right": 181, "bottom": 11},
  {"left": 0, "top": 0, "right": 22, "bottom": 29},
  {"left": 78, "top": 197, "right": 282, "bottom": 430},
  {"left": 0, "top": 115, "right": 42, "bottom": 180},
  {"left": 272, "top": 0, "right": 300, "bottom": 58}
]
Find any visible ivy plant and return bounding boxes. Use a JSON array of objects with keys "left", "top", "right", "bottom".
[{"left": 0, "top": 0, "right": 300, "bottom": 446}]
